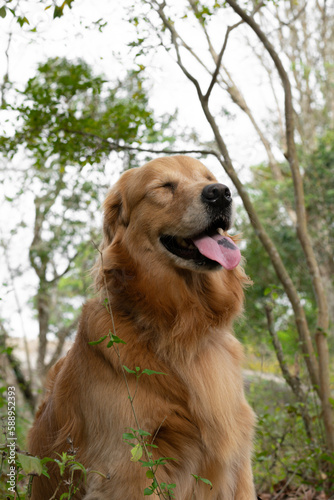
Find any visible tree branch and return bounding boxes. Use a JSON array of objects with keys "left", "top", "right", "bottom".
[
  {"left": 151, "top": 0, "right": 204, "bottom": 100},
  {"left": 187, "top": 0, "right": 283, "bottom": 182},
  {"left": 264, "top": 302, "right": 312, "bottom": 440},
  {"left": 47, "top": 251, "right": 79, "bottom": 285},
  {"left": 46, "top": 315, "right": 80, "bottom": 372},
  {"left": 279, "top": 3, "right": 307, "bottom": 26},
  {"left": 62, "top": 127, "right": 220, "bottom": 158},
  {"left": 0, "top": 322, "right": 36, "bottom": 414},
  {"left": 203, "top": 21, "right": 243, "bottom": 102}
]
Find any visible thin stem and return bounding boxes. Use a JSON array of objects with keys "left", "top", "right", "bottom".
[{"left": 98, "top": 247, "right": 168, "bottom": 500}]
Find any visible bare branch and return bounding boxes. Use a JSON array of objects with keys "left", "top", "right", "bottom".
[
  {"left": 186, "top": 0, "right": 284, "bottom": 182},
  {"left": 151, "top": 0, "right": 204, "bottom": 99},
  {"left": 264, "top": 302, "right": 312, "bottom": 439},
  {"left": 188, "top": 0, "right": 218, "bottom": 61},
  {"left": 47, "top": 251, "right": 79, "bottom": 285},
  {"left": 204, "top": 21, "right": 243, "bottom": 102},
  {"left": 279, "top": 3, "right": 307, "bottom": 26},
  {"left": 62, "top": 128, "right": 219, "bottom": 158},
  {"left": 145, "top": 0, "right": 283, "bottom": 186},
  {"left": 46, "top": 315, "right": 80, "bottom": 371}
]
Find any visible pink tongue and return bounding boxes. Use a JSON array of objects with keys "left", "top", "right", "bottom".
[{"left": 192, "top": 234, "right": 241, "bottom": 270}]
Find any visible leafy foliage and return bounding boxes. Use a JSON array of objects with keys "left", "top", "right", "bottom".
[
  {"left": 236, "top": 131, "right": 334, "bottom": 349},
  {"left": 0, "top": 0, "right": 75, "bottom": 27},
  {"left": 249, "top": 378, "right": 334, "bottom": 494},
  {"left": 0, "top": 57, "right": 175, "bottom": 372},
  {"left": 1, "top": 57, "right": 173, "bottom": 166}
]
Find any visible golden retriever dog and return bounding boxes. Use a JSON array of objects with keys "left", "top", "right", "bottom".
[{"left": 29, "top": 155, "right": 256, "bottom": 499}]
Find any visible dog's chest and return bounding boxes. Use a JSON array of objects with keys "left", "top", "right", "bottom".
[{"left": 177, "top": 333, "right": 247, "bottom": 449}]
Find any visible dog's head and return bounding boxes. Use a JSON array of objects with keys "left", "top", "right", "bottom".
[{"left": 98, "top": 155, "right": 241, "bottom": 277}]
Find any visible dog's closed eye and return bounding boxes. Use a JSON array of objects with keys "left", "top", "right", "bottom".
[{"left": 162, "top": 181, "right": 178, "bottom": 192}]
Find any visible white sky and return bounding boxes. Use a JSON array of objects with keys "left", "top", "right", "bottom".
[{"left": 0, "top": 0, "right": 280, "bottom": 341}]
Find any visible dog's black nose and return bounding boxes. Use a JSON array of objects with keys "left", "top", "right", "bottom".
[{"left": 202, "top": 183, "right": 232, "bottom": 208}]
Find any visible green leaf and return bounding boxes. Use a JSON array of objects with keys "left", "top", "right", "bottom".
[
  {"left": 130, "top": 443, "right": 143, "bottom": 462},
  {"left": 110, "top": 334, "right": 126, "bottom": 344},
  {"left": 146, "top": 470, "right": 154, "bottom": 479},
  {"left": 17, "top": 453, "right": 44, "bottom": 475},
  {"left": 154, "top": 457, "right": 177, "bottom": 465},
  {"left": 144, "top": 487, "right": 154, "bottom": 496},
  {"left": 123, "top": 365, "right": 136, "bottom": 374},
  {"left": 88, "top": 334, "right": 107, "bottom": 345},
  {"left": 141, "top": 369, "right": 167, "bottom": 376},
  {"left": 122, "top": 432, "right": 136, "bottom": 440},
  {"left": 71, "top": 462, "right": 86, "bottom": 474},
  {"left": 199, "top": 477, "right": 213, "bottom": 488},
  {"left": 53, "top": 6, "right": 63, "bottom": 18},
  {"left": 137, "top": 429, "right": 151, "bottom": 437},
  {"left": 191, "top": 474, "right": 213, "bottom": 489},
  {"left": 17, "top": 16, "right": 29, "bottom": 26},
  {"left": 140, "top": 459, "right": 155, "bottom": 467},
  {"left": 0, "top": 7, "right": 6, "bottom": 18}
]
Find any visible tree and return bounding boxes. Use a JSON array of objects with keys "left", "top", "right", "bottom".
[
  {"left": 0, "top": 0, "right": 75, "bottom": 27},
  {"left": 125, "top": 0, "right": 334, "bottom": 462},
  {"left": 0, "top": 57, "right": 175, "bottom": 383}
]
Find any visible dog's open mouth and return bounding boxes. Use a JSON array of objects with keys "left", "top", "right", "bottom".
[{"left": 160, "top": 221, "right": 241, "bottom": 270}]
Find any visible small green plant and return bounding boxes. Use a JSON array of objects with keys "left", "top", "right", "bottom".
[
  {"left": 249, "top": 379, "right": 334, "bottom": 494},
  {"left": 122, "top": 427, "right": 177, "bottom": 498}
]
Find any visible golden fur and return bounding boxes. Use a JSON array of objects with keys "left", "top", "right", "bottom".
[{"left": 29, "top": 156, "right": 256, "bottom": 499}]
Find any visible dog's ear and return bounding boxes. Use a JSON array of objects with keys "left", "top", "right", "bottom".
[
  {"left": 102, "top": 172, "right": 133, "bottom": 245},
  {"left": 93, "top": 171, "right": 135, "bottom": 291},
  {"left": 102, "top": 187, "right": 123, "bottom": 245}
]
